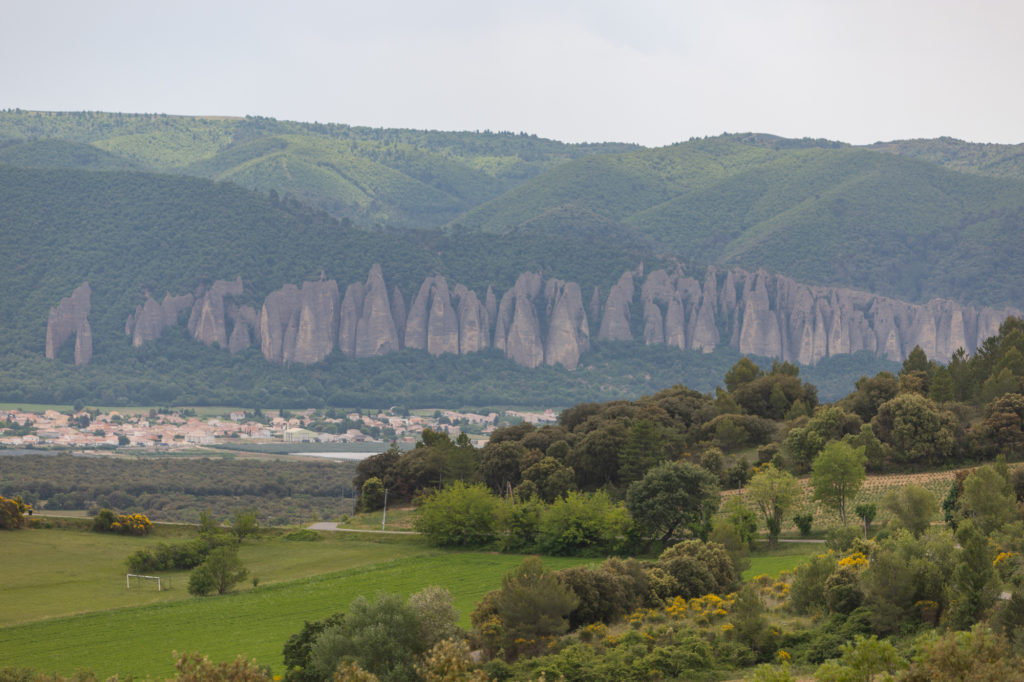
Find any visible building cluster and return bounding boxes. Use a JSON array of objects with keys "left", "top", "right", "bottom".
[{"left": 0, "top": 406, "right": 560, "bottom": 451}]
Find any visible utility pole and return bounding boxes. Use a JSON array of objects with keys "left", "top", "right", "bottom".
[{"left": 381, "top": 487, "right": 388, "bottom": 530}]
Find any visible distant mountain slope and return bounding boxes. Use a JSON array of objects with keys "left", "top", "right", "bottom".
[
  {"left": 868, "top": 137, "right": 1024, "bottom": 181},
  {"left": 1, "top": 111, "right": 1022, "bottom": 310},
  {"left": 0, "top": 110, "right": 636, "bottom": 229},
  {"left": 456, "top": 137, "right": 1024, "bottom": 307}
]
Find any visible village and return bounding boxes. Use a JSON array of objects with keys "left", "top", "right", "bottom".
[{"left": 0, "top": 405, "right": 560, "bottom": 452}]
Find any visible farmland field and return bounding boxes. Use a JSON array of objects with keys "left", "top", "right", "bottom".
[{"left": 0, "top": 528, "right": 595, "bottom": 679}]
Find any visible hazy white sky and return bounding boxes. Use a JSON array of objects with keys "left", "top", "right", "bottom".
[{"left": 3, "top": 0, "right": 1022, "bottom": 147}]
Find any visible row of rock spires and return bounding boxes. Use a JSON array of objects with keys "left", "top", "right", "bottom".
[{"left": 47, "top": 265, "right": 1021, "bottom": 369}]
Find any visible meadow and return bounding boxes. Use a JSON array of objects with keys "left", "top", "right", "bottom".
[
  {"left": 0, "top": 523, "right": 814, "bottom": 679},
  {"left": 0, "top": 526, "right": 593, "bottom": 678}
]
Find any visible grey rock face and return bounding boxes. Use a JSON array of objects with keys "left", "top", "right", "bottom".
[
  {"left": 404, "top": 275, "right": 461, "bottom": 356},
  {"left": 227, "top": 305, "right": 258, "bottom": 354},
  {"left": 292, "top": 280, "right": 341, "bottom": 364},
  {"left": 111, "top": 264, "right": 1023, "bottom": 371},
  {"left": 597, "top": 271, "right": 635, "bottom": 342},
  {"left": 354, "top": 265, "right": 399, "bottom": 358},
  {"left": 259, "top": 283, "right": 302, "bottom": 363},
  {"left": 126, "top": 292, "right": 195, "bottom": 347},
  {"left": 46, "top": 282, "right": 93, "bottom": 365},
  {"left": 188, "top": 277, "right": 244, "bottom": 348},
  {"left": 544, "top": 279, "right": 590, "bottom": 369}
]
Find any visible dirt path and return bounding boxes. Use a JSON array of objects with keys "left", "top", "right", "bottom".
[{"left": 307, "top": 521, "right": 418, "bottom": 535}]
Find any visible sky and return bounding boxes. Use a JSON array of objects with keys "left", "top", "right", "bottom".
[{"left": 3, "top": 0, "right": 1023, "bottom": 147}]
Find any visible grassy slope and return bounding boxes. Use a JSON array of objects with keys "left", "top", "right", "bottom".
[{"left": 0, "top": 528, "right": 595, "bottom": 678}]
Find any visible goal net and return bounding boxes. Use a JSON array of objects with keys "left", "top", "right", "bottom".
[{"left": 126, "top": 573, "right": 162, "bottom": 591}]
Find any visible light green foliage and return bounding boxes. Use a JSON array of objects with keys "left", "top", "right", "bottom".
[
  {"left": 960, "top": 464, "right": 1017, "bottom": 534},
  {"left": 230, "top": 509, "right": 259, "bottom": 543},
  {"left": 814, "top": 634, "right": 905, "bottom": 681},
  {"left": 789, "top": 552, "right": 838, "bottom": 616},
  {"left": 414, "top": 481, "right": 503, "bottom": 547},
  {"left": 908, "top": 624, "right": 1021, "bottom": 680},
  {"left": 406, "top": 586, "right": 460, "bottom": 648},
  {"left": 626, "top": 460, "right": 720, "bottom": 543},
  {"left": 722, "top": 496, "right": 760, "bottom": 550},
  {"left": 188, "top": 547, "right": 249, "bottom": 596},
  {"left": 360, "top": 477, "right": 386, "bottom": 512},
  {"left": 746, "top": 464, "right": 802, "bottom": 547},
  {"left": 882, "top": 484, "right": 938, "bottom": 537},
  {"left": 855, "top": 503, "right": 877, "bottom": 538},
  {"left": 747, "top": 662, "right": 796, "bottom": 681},
  {"left": 728, "top": 583, "right": 775, "bottom": 659},
  {"left": 309, "top": 592, "right": 424, "bottom": 682},
  {"left": 811, "top": 440, "right": 867, "bottom": 525},
  {"left": 537, "top": 490, "right": 631, "bottom": 556},
  {"left": 860, "top": 529, "right": 957, "bottom": 633},
  {"left": 945, "top": 521, "right": 1001, "bottom": 630}
]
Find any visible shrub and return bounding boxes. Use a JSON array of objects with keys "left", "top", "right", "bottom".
[
  {"left": 283, "top": 528, "right": 322, "bottom": 542},
  {"left": 0, "top": 495, "right": 31, "bottom": 530},
  {"left": 188, "top": 547, "right": 248, "bottom": 596},
  {"left": 415, "top": 481, "right": 503, "bottom": 548},
  {"left": 537, "top": 490, "right": 631, "bottom": 556},
  {"left": 824, "top": 525, "right": 861, "bottom": 552},
  {"left": 793, "top": 513, "right": 813, "bottom": 537},
  {"left": 125, "top": 534, "right": 230, "bottom": 573},
  {"left": 656, "top": 540, "right": 736, "bottom": 598},
  {"left": 92, "top": 508, "right": 152, "bottom": 535},
  {"left": 789, "top": 552, "right": 838, "bottom": 616}
]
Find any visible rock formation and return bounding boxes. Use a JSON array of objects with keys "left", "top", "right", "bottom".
[
  {"left": 111, "top": 264, "right": 1021, "bottom": 371},
  {"left": 227, "top": 304, "right": 258, "bottom": 354},
  {"left": 46, "top": 282, "right": 92, "bottom": 365},
  {"left": 597, "top": 270, "right": 636, "bottom": 342},
  {"left": 260, "top": 279, "right": 340, "bottom": 364},
  {"left": 126, "top": 292, "right": 194, "bottom": 347},
  {"left": 354, "top": 265, "right": 399, "bottom": 358},
  {"left": 405, "top": 275, "right": 460, "bottom": 356},
  {"left": 544, "top": 279, "right": 590, "bottom": 369},
  {"left": 189, "top": 278, "right": 244, "bottom": 348}
]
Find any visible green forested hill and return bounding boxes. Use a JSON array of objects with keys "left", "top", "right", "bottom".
[
  {"left": 868, "top": 136, "right": 1024, "bottom": 181},
  {"left": 0, "top": 110, "right": 1020, "bottom": 407},
  {"left": 0, "top": 110, "right": 636, "bottom": 229},
  {"left": 2, "top": 111, "right": 1022, "bottom": 307},
  {"left": 458, "top": 137, "right": 1024, "bottom": 307}
]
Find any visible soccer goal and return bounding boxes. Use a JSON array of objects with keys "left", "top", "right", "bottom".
[{"left": 126, "top": 573, "right": 163, "bottom": 591}]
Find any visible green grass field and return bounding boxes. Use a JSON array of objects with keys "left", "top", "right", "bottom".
[
  {"left": 743, "top": 542, "right": 821, "bottom": 580},
  {"left": 0, "top": 528, "right": 595, "bottom": 678}
]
